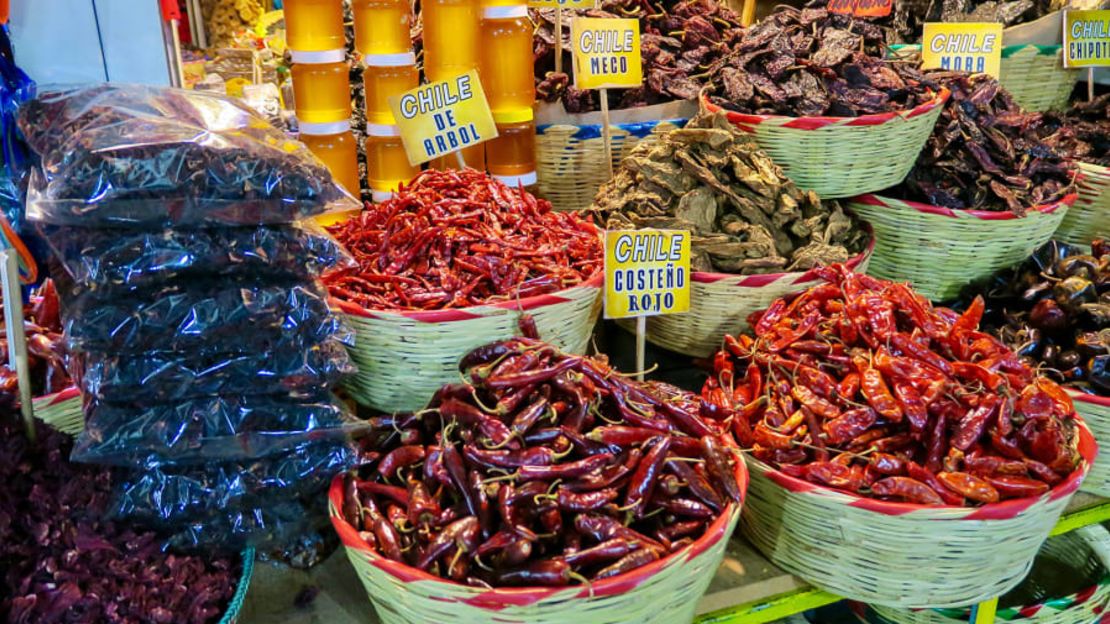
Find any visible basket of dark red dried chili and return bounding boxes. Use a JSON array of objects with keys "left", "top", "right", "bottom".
[
  {"left": 329, "top": 337, "right": 745, "bottom": 624},
  {"left": 1039, "top": 94, "right": 1110, "bottom": 246},
  {"left": 323, "top": 168, "right": 604, "bottom": 413},
  {"left": 702, "top": 264, "right": 1096, "bottom": 608},
  {"left": 848, "top": 72, "right": 1078, "bottom": 302},
  {"left": 700, "top": 7, "right": 948, "bottom": 199}
]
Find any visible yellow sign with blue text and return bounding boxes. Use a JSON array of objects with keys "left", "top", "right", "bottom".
[
  {"left": 604, "top": 230, "right": 690, "bottom": 320},
  {"left": 1063, "top": 10, "right": 1110, "bottom": 67},
  {"left": 389, "top": 70, "right": 498, "bottom": 166},
  {"left": 571, "top": 18, "right": 643, "bottom": 90},
  {"left": 921, "top": 22, "right": 1003, "bottom": 77},
  {"left": 529, "top": 0, "right": 595, "bottom": 8}
]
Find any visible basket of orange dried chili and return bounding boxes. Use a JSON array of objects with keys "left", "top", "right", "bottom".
[
  {"left": 703, "top": 264, "right": 1096, "bottom": 609},
  {"left": 324, "top": 169, "right": 604, "bottom": 413}
]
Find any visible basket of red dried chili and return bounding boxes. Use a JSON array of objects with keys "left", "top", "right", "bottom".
[
  {"left": 1073, "top": 392, "right": 1110, "bottom": 497},
  {"left": 329, "top": 338, "right": 746, "bottom": 624},
  {"left": 703, "top": 265, "right": 1096, "bottom": 608},
  {"left": 324, "top": 169, "right": 604, "bottom": 413}
]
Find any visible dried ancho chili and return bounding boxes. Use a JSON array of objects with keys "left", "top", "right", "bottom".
[
  {"left": 340, "top": 335, "right": 742, "bottom": 586},
  {"left": 593, "top": 112, "right": 868, "bottom": 273},
  {"left": 896, "top": 72, "right": 1076, "bottom": 214},
  {"left": 1040, "top": 94, "right": 1110, "bottom": 167},
  {"left": 705, "top": 264, "right": 1083, "bottom": 506},
  {"left": 886, "top": 0, "right": 1058, "bottom": 43},
  {"left": 325, "top": 169, "right": 603, "bottom": 310}
]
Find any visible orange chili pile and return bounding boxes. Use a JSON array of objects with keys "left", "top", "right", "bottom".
[
  {"left": 704, "top": 264, "right": 1082, "bottom": 506},
  {"left": 324, "top": 169, "right": 603, "bottom": 310}
]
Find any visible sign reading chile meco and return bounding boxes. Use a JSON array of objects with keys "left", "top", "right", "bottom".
[
  {"left": 571, "top": 18, "right": 643, "bottom": 90},
  {"left": 604, "top": 230, "right": 690, "bottom": 320}
]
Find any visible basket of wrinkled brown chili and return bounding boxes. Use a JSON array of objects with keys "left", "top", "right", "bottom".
[{"left": 1039, "top": 94, "right": 1110, "bottom": 246}]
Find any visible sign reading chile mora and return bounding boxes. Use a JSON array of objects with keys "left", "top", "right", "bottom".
[{"left": 604, "top": 229, "right": 691, "bottom": 320}]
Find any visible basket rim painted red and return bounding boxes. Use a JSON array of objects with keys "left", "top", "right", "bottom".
[
  {"left": 851, "top": 193, "right": 1078, "bottom": 221},
  {"left": 753, "top": 419, "right": 1097, "bottom": 520},
  {"left": 1070, "top": 391, "right": 1110, "bottom": 409},
  {"left": 329, "top": 445, "right": 748, "bottom": 608},
  {"left": 691, "top": 235, "right": 875, "bottom": 286},
  {"left": 702, "top": 88, "right": 950, "bottom": 129}
]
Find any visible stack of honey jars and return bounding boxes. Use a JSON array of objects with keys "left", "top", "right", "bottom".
[
  {"left": 354, "top": 0, "right": 420, "bottom": 201},
  {"left": 480, "top": 1, "right": 536, "bottom": 186},
  {"left": 424, "top": 0, "right": 486, "bottom": 170},
  {"left": 284, "top": 0, "right": 361, "bottom": 210}
]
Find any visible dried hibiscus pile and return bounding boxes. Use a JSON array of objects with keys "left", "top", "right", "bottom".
[
  {"left": 534, "top": 0, "right": 744, "bottom": 113},
  {"left": 896, "top": 72, "right": 1076, "bottom": 214},
  {"left": 704, "top": 7, "right": 938, "bottom": 116},
  {"left": 0, "top": 413, "right": 241, "bottom": 623},
  {"left": 593, "top": 112, "right": 868, "bottom": 273},
  {"left": 1040, "top": 94, "right": 1110, "bottom": 167},
  {"left": 886, "top": 0, "right": 1060, "bottom": 43}
]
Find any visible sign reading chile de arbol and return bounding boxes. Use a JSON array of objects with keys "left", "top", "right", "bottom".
[
  {"left": 604, "top": 230, "right": 690, "bottom": 320},
  {"left": 389, "top": 70, "right": 499, "bottom": 166},
  {"left": 1064, "top": 10, "right": 1110, "bottom": 67}
]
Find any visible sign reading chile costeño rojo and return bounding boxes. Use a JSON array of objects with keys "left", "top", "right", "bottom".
[
  {"left": 1064, "top": 10, "right": 1110, "bottom": 67},
  {"left": 389, "top": 70, "right": 499, "bottom": 166},
  {"left": 604, "top": 230, "right": 690, "bottom": 320},
  {"left": 571, "top": 17, "right": 643, "bottom": 90}
]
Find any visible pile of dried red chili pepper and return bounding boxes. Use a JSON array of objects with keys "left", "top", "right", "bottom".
[
  {"left": 324, "top": 169, "right": 603, "bottom": 311},
  {"left": 703, "top": 264, "right": 1083, "bottom": 506},
  {"left": 340, "top": 332, "right": 743, "bottom": 586}
]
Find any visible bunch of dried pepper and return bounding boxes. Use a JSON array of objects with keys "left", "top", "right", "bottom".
[
  {"left": 704, "top": 264, "right": 1082, "bottom": 506},
  {"left": 340, "top": 329, "right": 742, "bottom": 586},
  {"left": 325, "top": 169, "right": 603, "bottom": 311}
]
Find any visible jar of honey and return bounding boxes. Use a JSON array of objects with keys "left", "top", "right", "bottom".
[
  {"left": 363, "top": 53, "right": 418, "bottom": 127},
  {"left": 351, "top": 0, "right": 412, "bottom": 56},
  {"left": 430, "top": 144, "right": 486, "bottom": 172},
  {"left": 290, "top": 50, "right": 351, "bottom": 124},
  {"left": 487, "top": 117, "right": 536, "bottom": 186},
  {"left": 479, "top": 5, "right": 534, "bottom": 119},
  {"left": 299, "top": 120, "right": 361, "bottom": 199},
  {"left": 365, "top": 125, "right": 419, "bottom": 202},
  {"left": 284, "top": 0, "right": 346, "bottom": 52},
  {"left": 422, "top": 0, "right": 480, "bottom": 82}
]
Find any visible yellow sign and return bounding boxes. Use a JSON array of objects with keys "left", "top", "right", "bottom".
[
  {"left": 389, "top": 70, "right": 498, "bottom": 166},
  {"left": 921, "top": 22, "right": 1003, "bottom": 77},
  {"left": 1064, "top": 10, "right": 1110, "bottom": 67},
  {"left": 529, "top": 0, "right": 595, "bottom": 7},
  {"left": 604, "top": 230, "right": 690, "bottom": 320},
  {"left": 571, "top": 18, "right": 643, "bottom": 90}
]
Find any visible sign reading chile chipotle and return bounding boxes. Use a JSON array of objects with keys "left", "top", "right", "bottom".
[{"left": 827, "top": 0, "right": 892, "bottom": 17}]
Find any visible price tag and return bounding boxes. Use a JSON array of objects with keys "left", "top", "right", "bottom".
[
  {"left": 1064, "top": 10, "right": 1110, "bottom": 67},
  {"left": 528, "top": 0, "right": 595, "bottom": 8},
  {"left": 604, "top": 230, "right": 690, "bottom": 320},
  {"left": 389, "top": 70, "right": 498, "bottom": 166},
  {"left": 571, "top": 17, "right": 643, "bottom": 90},
  {"left": 921, "top": 22, "right": 1003, "bottom": 77},
  {"left": 827, "top": 0, "right": 892, "bottom": 18}
]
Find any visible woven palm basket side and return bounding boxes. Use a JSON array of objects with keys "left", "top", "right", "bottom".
[
  {"left": 328, "top": 452, "right": 746, "bottom": 624},
  {"left": 536, "top": 119, "right": 686, "bottom": 212},
  {"left": 741, "top": 422, "right": 1097, "bottom": 609},
  {"left": 616, "top": 240, "right": 873, "bottom": 358},
  {"left": 848, "top": 194, "right": 1074, "bottom": 302},
  {"left": 704, "top": 90, "right": 949, "bottom": 199},
  {"left": 336, "top": 273, "right": 603, "bottom": 413},
  {"left": 861, "top": 524, "right": 1110, "bottom": 624},
  {"left": 999, "top": 45, "right": 1080, "bottom": 113},
  {"left": 1055, "top": 162, "right": 1110, "bottom": 246},
  {"left": 1074, "top": 392, "right": 1110, "bottom": 498}
]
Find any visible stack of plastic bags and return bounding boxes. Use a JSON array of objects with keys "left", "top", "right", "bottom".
[{"left": 19, "top": 84, "right": 359, "bottom": 551}]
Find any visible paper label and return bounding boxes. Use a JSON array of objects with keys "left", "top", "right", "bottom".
[
  {"left": 571, "top": 17, "right": 643, "bottom": 90},
  {"left": 827, "top": 0, "right": 892, "bottom": 17},
  {"left": 528, "top": 0, "right": 596, "bottom": 8},
  {"left": 604, "top": 230, "right": 690, "bottom": 320},
  {"left": 1064, "top": 10, "right": 1110, "bottom": 67},
  {"left": 389, "top": 70, "right": 498, "bottom": 166},
  {"left": 921, "top": 22, "right": 1003, "bottom": 77}
]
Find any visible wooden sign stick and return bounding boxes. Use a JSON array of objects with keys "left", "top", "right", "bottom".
[
  {"left": 1, "top": 250, "right": 34, "bottom": 441},
  {"left": 555, "top": 7, "right": 564, "bottom": 74},
  {"left": 635, "top": 315, "right": 646, "bottom": 382},
  {"left": 600, "top": 87, "right": 614, "bottom": 177}
]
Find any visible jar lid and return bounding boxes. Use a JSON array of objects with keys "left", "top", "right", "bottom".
[
  {"left": 371, "top": 189, "right": 398, "bottom": 203},
  {"left": 299, "top": 119, "right": 351, "bottom": 135},
  {"left": 492, "top": 171, "right": 537, "bottom": 187},
  {"left": 363, "top": 52, "right": 418, "bottom": 67},
  {"left": 290, "top": 49, "right": 347, "bottom": 64},
  {"left": 482, "top": 5, "right": 528, "bottom": 19},
  {"left": 492, "top": 108, "right": 535, "bottom": 124},
  {"left": 366, "top": 123, "right": 401, "bottom": 137}
]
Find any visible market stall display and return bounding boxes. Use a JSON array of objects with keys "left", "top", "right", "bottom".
[
  {"left": 1041, "top": 94, "right": 1110, "bottom": 245},
  {"left": 705, "top": 264, "right": 1094, "bottom": 607},
  {"left": 330, "top": 336, "right": 745, "bottom": 623}
]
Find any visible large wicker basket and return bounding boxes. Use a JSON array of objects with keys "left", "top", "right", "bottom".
[
  {"left": 327, "top": 454, "right": 746, "bottom": 624},
  {"left": 1055, "top": 162, "right": 1110, "bottom": 246},
  {"left": 741, "top": 421, "right": 1097, "bottom": 609},
  {"left": 335, "top": 273, "right": 603, "bottom": 412},
  {"left": 848, "top": 193, "right": 1074, "bottom": 302},
  {"left": 1074, "top": 392, "right": 1110, "bottom": 498},
  {"left": 858, "top": 525, "right": 1110, "bottom": 624},
  {"left": 999, "top": 45, "right": 1080, "bottom": 113},
  {"left": 704, "top": 90, "right": 948, "bottom": 199},
  {"left": 617, "top": 240, "right": 873, "bottom": 358}
]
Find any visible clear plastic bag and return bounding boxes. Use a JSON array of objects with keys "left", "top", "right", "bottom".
[
  {"left": 62, "top": 279, "right": 351, "bottom": 355},
  {"left": 72, "top": 393, "right": 356, "bottom": 467},
  {"left": 165, "top": 498, "right": 332, "bottom": 553},
  {"left": 40, "top": 221, "right": 354, "bottom": 292},
  {"left": 18, "top": 84, "right": 359, "bottom": 226},
  {"left": 74, "top": 339, "right": 354, "bottom": 403}
]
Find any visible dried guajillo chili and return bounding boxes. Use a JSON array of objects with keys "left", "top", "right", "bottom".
[
  {"left": 705, "top": 264, "right": 1082, "bottom": 506},
  {"left": 342, "top": 338, "right": 741, "bottom": 587}
]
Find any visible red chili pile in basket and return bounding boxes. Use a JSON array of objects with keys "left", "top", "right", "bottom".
[
  {"left": 703, "top": 265, "right": 1082, "bottom": 506},
  {"left": 340, "top": 328, "right": 742, "bottom": 587},
  {"left": 324, "top": 169, "right": 603, "bottom": 311}
]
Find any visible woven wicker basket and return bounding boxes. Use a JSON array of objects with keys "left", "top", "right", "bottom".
[
  {"left": 328, "top": 454, "right": 746, "bottom": 624},
  {"left": 703, "top": 90, "right": 948, "bottom": 199},
  {"left": 999, "top": 45, "right": 1079, "bottom": 113},
  {"left": 848, "top": 193, "right": 1074, "bottom": 302},
  {"left": 741, "top": 421, "right": 1097, "bottom": 609},
  {"left": 858, "top": 525, "right": 1110, "bottom": 624},
  {"left": 335, "top": 273, "right": 603, "bottom": 413},
  {"left": 1074, "top": 392, "right": 1110, "bottom": 498},
  {"left": 616, "top": 240, "right": 873, "bottom": 358},
  {"left": 1056, "top": 162, "right": 1110, "bottom": 246}
]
